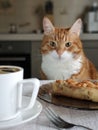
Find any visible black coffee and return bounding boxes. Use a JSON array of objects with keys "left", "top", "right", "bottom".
[{"left": 0, "top": 67, "right": 20, "bottom": 74}]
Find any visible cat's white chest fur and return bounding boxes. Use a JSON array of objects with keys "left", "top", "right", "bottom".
[{"left": 41, "top": 51, "right": 82, "bottom": 80}]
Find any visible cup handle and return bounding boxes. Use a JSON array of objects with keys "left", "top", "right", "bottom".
[{"left": 17, "top": 78, "right": 40, "bottom": 112}]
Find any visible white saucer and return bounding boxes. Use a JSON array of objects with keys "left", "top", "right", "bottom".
[{"left": 0, "top": 96, "right": 42, "bottom": 129}]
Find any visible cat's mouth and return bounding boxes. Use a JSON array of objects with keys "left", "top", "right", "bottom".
[
  {"left": 51, "top": 54, "right": 66, "bottom": 61},
  {"left": 51, "top": 51, "right": 73, "bottom": 60},
  {"left": 57, "top": 56, "right": 66, "bottom": 60}
]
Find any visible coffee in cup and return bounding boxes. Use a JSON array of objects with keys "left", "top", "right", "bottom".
[{"left": 0, "top": 66, "right": 20, "bottom": 74}]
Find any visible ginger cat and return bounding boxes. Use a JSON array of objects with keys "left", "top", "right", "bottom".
[{"left": 40, "top": 17, "right": 98, "bottom": 80}]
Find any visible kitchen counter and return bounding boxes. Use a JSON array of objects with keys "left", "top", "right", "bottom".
[
  {"left": 81, "top": 33, "right": 98, "bottom": 41},
  {"left": 0, "top": 33, "right": 98, "bottom": 41},
  {"left": 0, "top": 34, "right": 43, "bottom": 41}
]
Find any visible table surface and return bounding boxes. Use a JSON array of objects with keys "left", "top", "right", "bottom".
[{"left": 4, "top": 80, "right": 98, "bottom": 130}]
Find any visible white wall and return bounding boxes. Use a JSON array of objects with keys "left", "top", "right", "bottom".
[{"left": 53, "top": 0, "right": 94, "bottom": 27}]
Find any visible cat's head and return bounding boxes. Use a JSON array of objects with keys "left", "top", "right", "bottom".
[{"left": 41, "top": 17, "right": 84, "bottom": 60}]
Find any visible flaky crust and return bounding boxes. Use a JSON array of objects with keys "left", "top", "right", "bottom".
[{"left": 52, "top": 79, "right": 98, "bottom": 102}]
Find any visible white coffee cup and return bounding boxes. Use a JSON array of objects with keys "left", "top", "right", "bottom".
[{"left": 0, "top": 65, "right": 40, "bottom": 121}]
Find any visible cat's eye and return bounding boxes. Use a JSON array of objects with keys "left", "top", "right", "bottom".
[
  {"left": 65, "top": 42, "right": 71, "bottom": 47},
  {"left": 49, "top": 41, "right": 56, "bottom": 48}
]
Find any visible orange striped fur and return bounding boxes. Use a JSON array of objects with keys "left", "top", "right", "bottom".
[{"left": 40, "top": 17, "right": 98, "bottom": 80}]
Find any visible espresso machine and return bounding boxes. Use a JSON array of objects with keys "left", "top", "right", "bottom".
[{"left": 85, "top": 1, "right": 98, "bottom": 33}]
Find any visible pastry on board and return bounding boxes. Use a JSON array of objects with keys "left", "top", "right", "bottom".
[{"left": 52, "top": 79, "right": 98, "bottom": 102}]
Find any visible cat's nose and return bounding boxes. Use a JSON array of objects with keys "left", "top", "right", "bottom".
[{"left": 56, "top": 50, "right": 64, "bottom": 56}]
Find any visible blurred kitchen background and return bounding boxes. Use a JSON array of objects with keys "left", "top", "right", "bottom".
[
  {"left": 0, "top": 0, "right": 98, "bottom": 33},
  {"left": 0, "top": 0, "right": 98, "bottom": 79}
]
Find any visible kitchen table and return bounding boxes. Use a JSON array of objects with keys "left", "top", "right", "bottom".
[{"left": 2, "top": 80, "right": 98, "bottom": 130}]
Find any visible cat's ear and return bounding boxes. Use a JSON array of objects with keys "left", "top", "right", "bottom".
[
  {"left": 69, "top": 19, "right": 82, "bottom": 36},
  {"left": 43, "top": 17, "right": 54, "bottom": 35}
]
